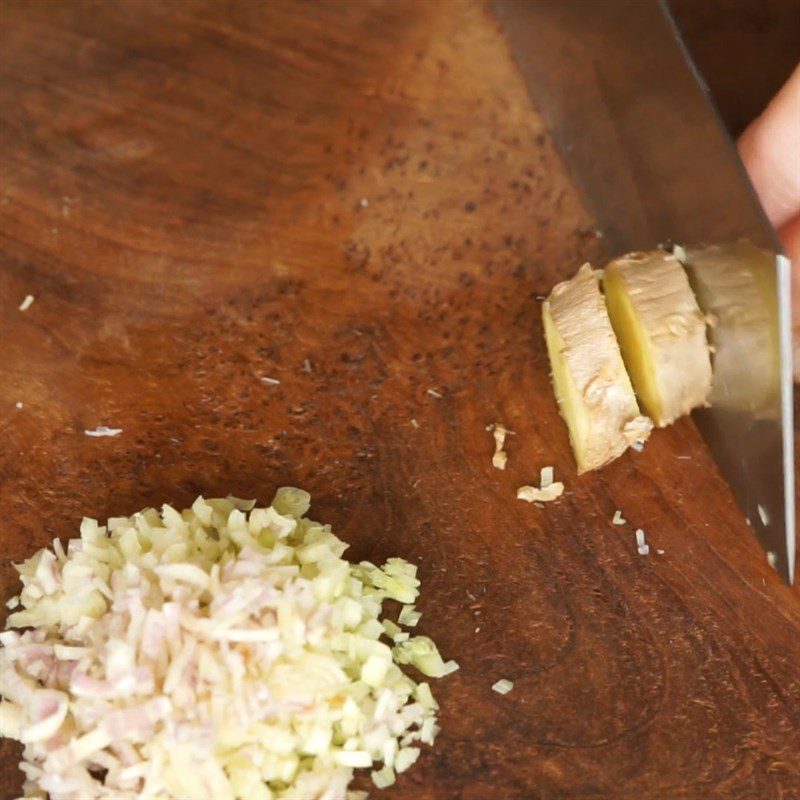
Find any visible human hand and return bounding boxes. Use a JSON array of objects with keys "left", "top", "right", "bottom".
[{"left": 737, "top": 63, "right": 800, "bottom": 377}]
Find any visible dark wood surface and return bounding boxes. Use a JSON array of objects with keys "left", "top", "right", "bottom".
[{"left": 1, "top": 2, "right": 798, "bottom": 798}]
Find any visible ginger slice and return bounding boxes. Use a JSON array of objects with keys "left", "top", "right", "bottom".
[
  {"left": 603, "top": 251, "right": 712, "bottom": 427},
  {"left": 543, "top": 264, "right": 652, "bottom": 473}
]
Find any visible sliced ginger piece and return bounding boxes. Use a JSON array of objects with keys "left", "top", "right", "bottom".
[
  {"left": 678, "top": 241, "right": 778, "bottom": 414},
  {"left": 603, "top": 251, "right": 712, "bottom": 427},
  {"left": 543, "top": 264, "right": 653, "bottom": 473}
]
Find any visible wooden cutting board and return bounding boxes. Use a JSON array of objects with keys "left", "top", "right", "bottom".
[{"left": 1, "top": 1, "right": 798, "bottom": 797}]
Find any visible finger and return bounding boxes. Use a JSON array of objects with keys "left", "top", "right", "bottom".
[
  {"left": 738, "top": 62, "right": 800, "bottom": 229},
  {"left": 777, "top": 214, "right": 800, "bottom": 378}
]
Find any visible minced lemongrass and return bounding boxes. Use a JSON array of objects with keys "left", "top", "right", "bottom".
[
  {"left": 371, "top": 765, "right": 396, "bottom": 789},
  {"left": 398, "top": 604, "right": 421, "bottom": 627},
  {"left": 540, "top": 466, "right": 554, "bottom": 488},
  {"left": 612, "top": 510, "right": 626, "bottom": 525},
  {"left": 492, "top": 679, "right": 514, "bottom": 695},
  {"left": 394, "top": 636, "right": 457, "bottom": 678},
  {"left": 1, "top": 487, "right": 455, "bottom": 799}
]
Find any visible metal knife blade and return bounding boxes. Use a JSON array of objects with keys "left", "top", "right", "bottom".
[{"left": 493, "top": 0, "right": 795, "bottom": 582}]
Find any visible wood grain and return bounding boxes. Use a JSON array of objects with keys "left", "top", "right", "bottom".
[{"left": 1, "top": 1, "right": 798, "bottom": 798}]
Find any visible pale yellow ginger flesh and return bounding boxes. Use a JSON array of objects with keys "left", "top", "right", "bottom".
[
  {"left": 543, "top": 264, "right": 653, "bottom": 473},
  {"left": 603, "top": 251, "right": 712, "bottom": 427}
]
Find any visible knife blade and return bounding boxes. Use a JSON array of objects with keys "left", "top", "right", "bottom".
[{"left": 492, "top": 0, "right": 795, "bottom": 582}]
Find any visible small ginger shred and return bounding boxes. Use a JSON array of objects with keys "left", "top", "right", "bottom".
[
  {"left": 517, "top": 465, "right": 563, "bottom": 503},
  {"left": 517, "top": 482, "right": 564, "bottom": 503},
  {"left": 490, "top": 423, "right": 509, "bottom": 470},
  {"left": 492, "top": 451, "right": 507, "bottom": 470}
]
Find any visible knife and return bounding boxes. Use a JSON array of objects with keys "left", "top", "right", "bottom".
[{"left": 492, "top": 0, "right": 795, "bottom": 582}]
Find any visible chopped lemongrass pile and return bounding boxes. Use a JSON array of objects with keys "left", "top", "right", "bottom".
[
  {"left": 489, "top": 423, "right": 510, "bottom": 470},
  {"left": 517, "top": 466, "right": 564, "bottom": 503},
  {"left": 636, "top": 528, "right": 650, "bottom": 555},
  {"left": 491, "top": 679, "right": 514, "bottom": 695},
  {"left": 0, "top": 488, "right": 456, "bottom": 799},
  {"left": 612, "top": 509, "right": 626, "bottom": 525}
]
